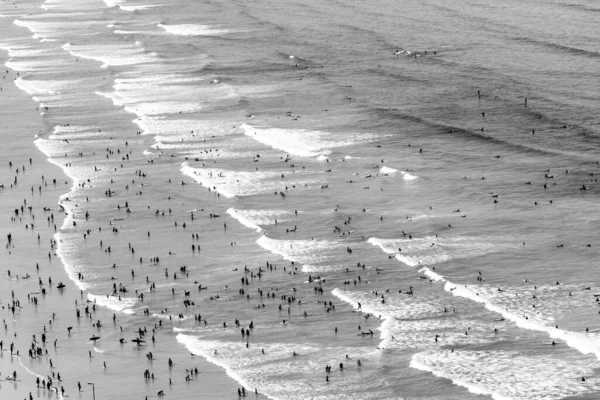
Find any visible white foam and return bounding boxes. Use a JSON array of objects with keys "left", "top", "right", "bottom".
[
  {"left": 113, "top": 30, "right": 149, "bottom": 35},
  {"left": 15, "top": 77, "right": 78, "bottom": 96},
  {"left": 88, "top": 293, "right": 136, "bottom": 314},
  {"left": 419, "top": 266, "right": 445, "bottom": 282},
  {"left": 13, "top": 18, "right": 84, "bottom": 40},
  {"left": 445, "top": 282, "right": 600, "bottom": 360},
  {"left": 369, "top": 235, "right": 514, "bottom": 267},
  {"left": 62, "top": 42, "right": 156, "bottom": 67},
  {"left": 133, "top": 115, "right": 234, "bottom": 137},
  {"left": 256, "top": 235, "right": 344, "bottom": 266},
  {"left": 124, "top": 101, "right": 205, "bottom": 115},
  {"left": 300, "top": 264, "right": 338, "bottom": 273},
  {"left": 158, "top": 23, "right": 231, "bottom": 36},
  {"left": 226, "top": 208, "right": 291, "bottom": 232},
  {"left": 377, "top": 167, "right": 419, "bottom": 181},
  {"left": 402, "top": 171, "right": 419, "bottom": 181},
  {"left": 332, "top": 288, "right": 450, "bottom": 349},
  {"left": 379, "top": 166, "right": 398, "bottom": 174},
  {"left": 49, "top": 125, "right": 105, "bottom": 140},
  {"left": 242, "top": 124, "right": 376, "bottom": 158},
  {"left": 6, "top": 57, "right": 71, "bottom": 72},
  {"left": 181, "top": 163, "right": 317, "bottom": 198},
  {"left": 99, "top": 73, "right": 237, "bottom": 118},
  {"left": 3, "top": 45, "right": 49, "bottom": 58},
  {"left": 103, "top": 0, "right": 123, "bottom": 7},
  {"left": 411, "top": 349, "right": 600, "bottom": 400},
  {"left": 176, "top": 334, "right": 388, "bottom": 399},
  {"left": 152, "top": 313, "right": 193, "bottom": 321},
  {"left": 52, "top": 125, "right": 98, "bottom": 135},
  {"left": 119, "top": 4, "right": 159, "bottom": 11},
  {"left": 391, "top": 247, "right": 600, "bottom": 363},
  {"left": 241, "top": 124, "right": 335, "bottom": 158},
  {"left": 41, "top": 0, "right": 99, "bottom": 11},
  {"left": 53, "top": 218, "right": 90, "bottom": 291}
]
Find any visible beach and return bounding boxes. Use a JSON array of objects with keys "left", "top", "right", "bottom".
[{"left": 1, "top": 0, "right": 600, "bottom": 399}]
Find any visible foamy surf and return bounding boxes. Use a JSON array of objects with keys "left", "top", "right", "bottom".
[
  {"left": 411, "top": 349, "right": 600, "bottom": 400},
  {"left": 181, "top": 163, "right": 318, "bottom": 198},
  {"left": 408, "top": 259, "right": 600, "bottom": 363},
  {"left": 152, "top": 312, "right": 193, "bottom": 321},
  {"left": 444, "top": 281, "right": 600, "bottom": 361},
  {"left": 158, "top": 23, "right": 231, "bottom": 36},
  {"left": 377, "top": 167, "right": 419, "bottom": 181},
  {"left": 379, "top": 166, "right": 398, "bottom": 174},
  {"left": 256, "top": 235, "right": 345, "bottom": 267},
  {"left": 241, "top": 124, "right": 377, "bottom": 158},
  {"left": 62, "top": 42, "right": 156, "bottom": 67},
  {"left": 226, "top": 208, "right": 291, "bottom": 232},
  {"left": 119, "top": 4, "right": 160, "bottom": 11},
  {"left": 331, "top": 288, "right": 499, "bottom": 350},
  {"left": 88, "top": 293, "right": 136, "bottom": 314},
  {"left": 15, "top": 77, "right": 78, "bottom": 96},
  {"left": 368, "top": 235, "right": 515, "bottom": 267},
  {"left": 176, "top": 334, "right": 388, "bottom": 399},
  {"left": 241, "top": 124, "right": 333, "bottom": 158}
]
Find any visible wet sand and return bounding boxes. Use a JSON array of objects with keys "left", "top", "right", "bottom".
[{"left": 0, "top": 46, "right": 61, "bottom": 399}]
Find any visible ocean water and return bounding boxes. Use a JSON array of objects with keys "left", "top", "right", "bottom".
[{"left": 1, "top": 0, "right": 600, "bottom": 398}]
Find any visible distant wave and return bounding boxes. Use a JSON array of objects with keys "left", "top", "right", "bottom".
[{"left": 514, "top": 36, "right": 600, "bottom": 59}]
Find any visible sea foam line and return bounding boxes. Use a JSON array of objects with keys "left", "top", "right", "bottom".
[
  {"left": 409, "top": 355, "right": 512, "bottom": 400},
  {"left": 417, "top": 266, "right": 600, "bottom": 361},
  {"left": 176, "top": 334, "right": 275, "bottom": 399},
  {"left": 331, "top": 288, "right": 392, "bottom": 348},
  {"left": 88, "top": 293, "right": 136, "bottom": 314}
]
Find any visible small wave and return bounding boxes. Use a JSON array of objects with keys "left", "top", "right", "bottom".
[
  {"left": 62, "top": 42, "right": 156, "bottom": 67},
  {"left": 226, "top": 208, "right": 290, "bottom": 232},
  {"left": 181, "top": 162, "right": 317, "bottom": 198},
  {"left": 176, "top": 334, "right": 386, "bottom": 399},
  {"left": 120, "top": 4, "right": 159, "bottom": 11},
  {"left": 17, "top": 355, "right": 65, "bottom": 399},
  {"left": 241, "top": 124, "right": 332, "bottom": 158},
  {"left": 332, "top": 288, "right": 501, "bottom": 351},
  {"left": 411, "top": 349, "right": 600, "bottom": 400},
  {"left": 402, "top": 171, "right": 419, "bottom": 181},
  {"left": 15, "top": 77, "right": 78, "bottom": 96},
  {"left": 369, "top": 235, "right": 514, "bottom": 267},
  {"left": 256, "top": 235, "right": 344, "bottom": 266},
  {"left": 152, "top": 312, "right": 193, "bottom": 321},
  {"left": 445, "top": 281, "right": 600, "bottom": 360},
  {"left": 241, "top": 124, "right": 375, "bottom": 158},
  {"left": 88, "top": 293, "right": 136, "bottom": 314},
  {"left": 514, "top": 36, "right": 600, "bottom": 59},
  {"left": 158, "top": 23, "right": 231, "bottom": 36},
  {"left": 379, "top": 166, "right": 398, "bottom": 174},
  {"left": 103, "top": 0, "right": 123, "bottom": 7}
]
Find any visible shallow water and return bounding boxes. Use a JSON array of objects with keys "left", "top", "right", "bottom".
[{"left": 1, "top": 0, "right": 599, "bottom": 398}]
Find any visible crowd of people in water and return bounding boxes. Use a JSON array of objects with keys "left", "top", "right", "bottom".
[{"left": 2, "top": 46, "right": 600, "bottom": 400}]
